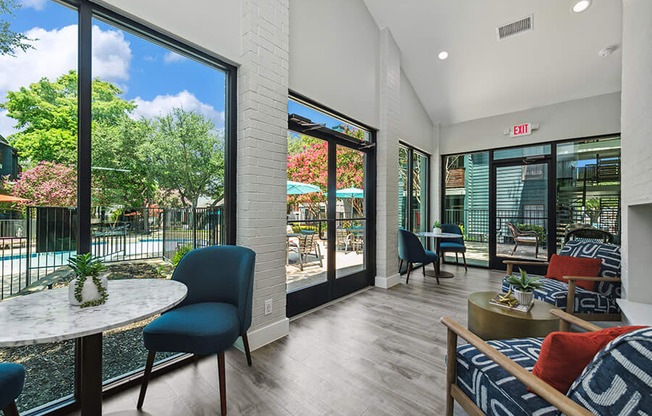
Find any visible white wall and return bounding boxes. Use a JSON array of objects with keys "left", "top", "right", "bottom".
[
  {"left": 620, "top": 0, "right": 652, "bottom": 306},
  {"left": 439, "top": 92, "right": 621, "bottom": 155},
  {"left": 98, "top": 0, "right": 242, "bottom": 65},
  {"left": 399, "top": 70, "right": 433, "bottom": 153},
  {"left": 289, "top": 0, "right": 380, "bottom": 127}
]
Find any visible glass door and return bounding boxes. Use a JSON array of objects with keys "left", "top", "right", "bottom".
[
  {"left": 490, "top": 158, "right": 553, "bottom": 273},
  {"left": 286, "top": 98, "right": 375, "bottom": 316}
]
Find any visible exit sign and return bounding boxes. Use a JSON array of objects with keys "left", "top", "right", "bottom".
[{"left": 511, "top": 123, "right": 532, "bottom": 137}]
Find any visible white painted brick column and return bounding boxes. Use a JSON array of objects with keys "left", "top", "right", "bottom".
[
  {"left": 237, "top": 0, "right": 290, "bottom": 349},
  {"left": 375, "top": 28, "right": 401, "bottom": 288}
]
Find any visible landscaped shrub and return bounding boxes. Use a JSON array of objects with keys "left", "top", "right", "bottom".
[
  {"left": 516, "top": 223, "right": 546, "bottom": 244},
  {"left": 171, "top": 245, "right": 193, "bottom": 266}
]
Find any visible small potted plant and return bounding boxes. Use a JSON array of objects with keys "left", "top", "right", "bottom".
[
  {"left": 505, "top": 268, "right": 543, "bottom": 306},
  {"left": 67, "top": 253, "right": 108, "bottom": 308},
  {"left": 433, "top": 221, "right": 442, "bottom": 235}
]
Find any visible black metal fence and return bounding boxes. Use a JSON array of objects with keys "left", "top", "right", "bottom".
[{"left": 0, "top": 206, "right": 224, "bottom": 300}]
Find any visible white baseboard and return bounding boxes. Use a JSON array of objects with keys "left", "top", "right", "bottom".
[
  {"left": 234, "top": 317, "right": 290, "bottom": 352},
  {"left": 375, "top": 273, "right": 401, "bottom": 289}
]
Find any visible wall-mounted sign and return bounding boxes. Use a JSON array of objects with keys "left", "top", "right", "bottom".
[
  {"left": 503, "top": 123, "right": 540, "bottom": 137},
  {"left": 511, "top": 123, "right": 532, "bottom": 137}
]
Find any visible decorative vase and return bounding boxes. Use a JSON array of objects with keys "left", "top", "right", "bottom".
[
  {"left": 513, "top": 289, "right": 533, "bottom": 306},
  {"left": 434, "top": 227, "right": 442, "bottom": 235},
  {"left": 68, "top": 275, "right": 109, "bottom": 306}
]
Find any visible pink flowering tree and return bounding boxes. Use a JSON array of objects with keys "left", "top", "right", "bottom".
[
  {"left": 9, "top": 161, "right": 77, "bottom": 207},
  {"left": 287, "top": 135, "right": 364, "bottom": 218}
]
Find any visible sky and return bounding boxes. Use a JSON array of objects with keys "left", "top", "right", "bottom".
[{"left": 0, "top": 0, "right": 226, "bottom": 138}]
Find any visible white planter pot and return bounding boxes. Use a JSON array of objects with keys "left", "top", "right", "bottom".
[
  {"left": 513, "top": 289, "right": 533, "bottom": 306},
  {"left": 68, "top": 275, "right": 108, "bottom": 306},
  {"left": 433, "top": 227, "right": 442, "bottom": 235}
]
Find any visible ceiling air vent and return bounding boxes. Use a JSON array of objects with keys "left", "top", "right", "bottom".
[{"left": 497, "top": 15, "right": 533, "bottom": 40}]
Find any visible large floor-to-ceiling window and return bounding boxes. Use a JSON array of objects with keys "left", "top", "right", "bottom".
[
  {"left": 0, "top": 1, "right": 236, "bottom": 413},
  {"left": 443, "top": 151, "right": 490, "bottom": 267},
  {"left": 398, "top": 143, "right": 430, "bottom": 273},
  {"left": 286, "top": 96, "right": 375, "bottom": 316},
  {"left": 398, "top": 143, "right": 430, "bottom": 236},
  {"left": 442, "top": 135, "right": 620, "bottom": 271}
]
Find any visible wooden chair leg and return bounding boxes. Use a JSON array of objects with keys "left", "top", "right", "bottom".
[
  {"left": 398, "top": 258, "right": 403, "bottom": 274},
  {"left": 511, "top": 242, "right": 518, "bottom": 256},
  {"left": 462, "top": 252, "right": 467, "bottom": 271},
  {"left": 446, "top": 328, "right": 458, "bottom": 416},
  {"left": 3, "top": 401, "right": 19, "bottom": 416},
  {"left": 455, "top": 252, "right": 459, "bottom": 264},
  {"left": 242, "top": 333, "right": 252, "bottom": 366},
  {"left": 137, "top": 350, "right": 156, "bottom": 409},
  {"left": 406, "top": 263, "right": 412, "bottom": 284},
  {"left": 422, "top": 262, "right": 426, "bottom": 276},
  {"left": 218, "top": 351, "right": 227, "bottom": 416},
  {"left": 433, "top": 262, "right": 440, "bottom": 285}
]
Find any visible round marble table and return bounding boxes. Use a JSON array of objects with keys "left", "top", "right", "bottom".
[
  {"left": 0, "top": 279, "right": 188, "bottom": 415},
  {"left": 415, "top": 231, "right": 464, "bottom": 278}
]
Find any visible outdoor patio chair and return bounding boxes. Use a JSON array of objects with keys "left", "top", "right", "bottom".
[
  {"left": 506, "top": 222, "right": 540, "bottom": 257},
  {"left": 290, "top": 231, "right": 323, "bottom": 271},
  {"left": 501, "top": 240, "right": 622, "bottom": 324},
  {"left": 442, "top": 310, "right": 652, "bottom": 416},
  {"left": 0, "top": 362, "right": 25, "bottom": 416},
  {"left": 438, "top": 224, "right": 467, "bottom": 271},
  {"left": 138, "top": 245, "right": 255, "bottom": 416},
  {"left": 398, "top": 228, "right": 439, "bottom": 284},
  {"left": 564, "top": 227, "right": 614, "bottom": 244}
]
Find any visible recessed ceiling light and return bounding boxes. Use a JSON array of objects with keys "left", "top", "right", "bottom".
[
  {"left": 438, "top": 51, "right": 449, "bottom": 60},
  {"left": 572, "top": 0, "right": 591, "bottom": 13}
]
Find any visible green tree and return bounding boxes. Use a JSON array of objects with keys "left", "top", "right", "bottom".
[
  {"left": 146, "top": 108, "right": 224, "bottom": 208},
  {"left": 91, "top": 117, "right": 157, "bottom": 207},
  {"left": 1, "top": 70, "right": 136, "bottom": 164},
  {"left": 0, "top": 0, "right": 33, "bottom": 56}
]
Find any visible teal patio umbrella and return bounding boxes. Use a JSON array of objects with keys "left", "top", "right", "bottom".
[
  {"left": 336, "top": 187, "right": 364, "bottom": 217},
  {"left": 336, "top": 187, "right": 364, "bottom": 198},
  {"left": 287, "top": 180, "right": 322, "bottom": 195}
]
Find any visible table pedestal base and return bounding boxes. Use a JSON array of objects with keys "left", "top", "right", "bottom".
[
  {"left": 78, "top": 333, "right": 103, "bottom": 416},
  {"left": 424, "top": 270, "right": 454, "bottom": 279}
]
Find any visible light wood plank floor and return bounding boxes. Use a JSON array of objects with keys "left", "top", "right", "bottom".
[{"left": 66, "top": 264, "right": 505, "bottom": 416}]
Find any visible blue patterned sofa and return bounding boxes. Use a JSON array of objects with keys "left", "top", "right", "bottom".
[
  {"left": 441, "top": 312, "right": 652, "bottom": 416},
  {"left": 501, "top": 241, "right": 622, "bottom": 323}
]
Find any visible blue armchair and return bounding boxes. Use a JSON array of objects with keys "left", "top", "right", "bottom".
[
  {"left": 0, "top": 363, "right": 25, "bottom": 416},
  {"left": 438, "top": 224, "right": 467, "bottom": 271},
  {"left": 398, "top": 228, "right": 439, "bottom": 284},
  {"left": 138, "top": 245, "right": 256, "bottom": 416}
]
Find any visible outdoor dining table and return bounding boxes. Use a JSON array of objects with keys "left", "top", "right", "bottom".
[
  {"left": 415, "top": 231, "right": 462, "bottom": 278},
  {"left": 0, "top": 279, "right": 187, "bottom": 415}
]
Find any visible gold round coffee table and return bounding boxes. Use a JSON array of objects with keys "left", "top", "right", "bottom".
[{"left": 468, "top": 291, "right": 560, "bottom": 340}]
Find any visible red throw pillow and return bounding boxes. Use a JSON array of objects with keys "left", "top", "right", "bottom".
[
  {"left": 545, "top": 254, "right": 602, "bottom": 291},
  {"left": 529, "top": 326, "right": 646, "bottom": 394}
]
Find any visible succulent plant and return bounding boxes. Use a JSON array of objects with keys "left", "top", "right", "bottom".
[{"left": 506, "top": 268, "right": 544, "bottom": 292}]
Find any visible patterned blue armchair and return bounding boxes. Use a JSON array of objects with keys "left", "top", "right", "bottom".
[
  {"left": 501, "top": 241, "right": 622, "bottom": 323},
  {"left": 442, "top": 312, "right": 652, "bottom": 416}
]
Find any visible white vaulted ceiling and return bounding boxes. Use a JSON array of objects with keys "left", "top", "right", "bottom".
[{"left": 363, "top": 0, "right": 622, "bottom": 124}]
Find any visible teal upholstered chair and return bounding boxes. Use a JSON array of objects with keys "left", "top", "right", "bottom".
[
  {"left": 138, "top": 245, "right": 256, "bottom": 416},
  {"left": 0, "top": 363, "right": 25, "bottom": 416},
  {"left": 398, "top": 228, "right": 439, "bottom": 284},
  {"left": 438, "top": 224, "right": 467, "bottom": 271}
]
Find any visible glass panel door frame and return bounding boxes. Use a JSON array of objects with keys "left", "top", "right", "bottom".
[
  {"left": 286, "top": 96, "right": 376, "bottom": 317},
  {"left": 398, "top": 142, "right": 431, "bottom": 241},
  {"left": 489, "top": 151, "right": 556, "bottom": 273}
]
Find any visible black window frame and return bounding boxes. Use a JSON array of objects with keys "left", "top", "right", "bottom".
[
  {"left": 22, "top": 1, "right": 238, "bottom": 415},
  {"left": 439, "top": 132, "right": 621, "bottom": 272},
  {"left": 398, "top": 141, "right": 431, "bottom": 236}
]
